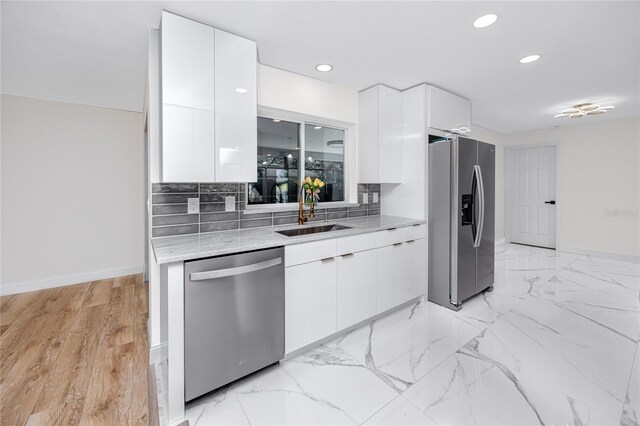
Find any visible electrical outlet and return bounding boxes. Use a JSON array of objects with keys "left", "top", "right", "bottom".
[
  {"left": 187, "top": 198, "right": 200, "bottom": 214},
  {"left": 362, "top": 192, "right": 368, "bottom": 204},
  {"left": 225, "top": 196, "right": 236, "bottom": 212},
  {"left": 373, "top": 193, "right": 379, "bottom": 203}
]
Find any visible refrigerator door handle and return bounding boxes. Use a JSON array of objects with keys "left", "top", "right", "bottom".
[
  {"left": 469, "top": 171, "right": 477, "bottom": 240},
  {"left": 474, "top": 165, "right": 485, "bottom": 248}
]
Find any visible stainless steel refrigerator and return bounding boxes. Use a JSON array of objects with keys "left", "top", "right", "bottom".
[{"left": 428, "top": 135, "right": 495, "bottom": 311}]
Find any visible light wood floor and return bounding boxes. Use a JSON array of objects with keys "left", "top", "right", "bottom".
[{"left": 0, "top": 275, "right": 151, "bottom": 426}]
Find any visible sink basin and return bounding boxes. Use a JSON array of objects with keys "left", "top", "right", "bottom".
[{"left": 276, "top": 224, "right": 352, "bottom": 237}]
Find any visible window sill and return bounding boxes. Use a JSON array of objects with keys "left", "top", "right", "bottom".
[{"left": 243, "top": 201, "right": 359, "bottom": 214}]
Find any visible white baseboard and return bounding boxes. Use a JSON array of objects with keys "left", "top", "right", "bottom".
[
  {"left": 0, "top": 265, "right": 145, "bottom": 296},
  {"left": 557, "top": 245, "right": 640, "bottom": 263},
  {"left": 495, "top": 238, "right": 506, "bottom": 246},
  {"left": 150, "top": 341, "right": 168, "bottom": 365}
]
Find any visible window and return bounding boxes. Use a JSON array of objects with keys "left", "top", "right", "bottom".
[{"left": 248, "top": 116, "right": 346, "bottom": 206}]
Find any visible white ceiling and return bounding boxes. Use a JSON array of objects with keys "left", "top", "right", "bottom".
[{"left": 2, "top": 1, "right": 638, "bottom": 133}]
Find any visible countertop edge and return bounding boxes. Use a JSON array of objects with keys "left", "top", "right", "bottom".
[{"left": 152, "top": 216, "right": 426, "bottom": 264}]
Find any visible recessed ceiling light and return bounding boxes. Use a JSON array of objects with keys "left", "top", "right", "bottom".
[
  {"left": 473, "top": 14, "right": 498, "bottom": 28},
  {"left": 316, "top": 64, "right": 333, "bottom": 72},
  {"left": 314, "top": 126, "right": 322, "bottom": 130},
  {"left": 520, "top": 54, "right": 541, "bottom": 64},
  {"left": 273, "top": 119, "right": 281, "bottom": 123},
  {"left": 235, "top": 87, "right": 247, "bottom": 94}
]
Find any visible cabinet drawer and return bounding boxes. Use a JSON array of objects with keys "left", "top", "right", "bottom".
[
  {"left": 404, "top": 224, "right": 426, "bottom": 241},
  {"left": 376, "top": 227, "right": 406, "bottom": 247},
  {"left": 336, "top": 233, "right": 378, "bottom": 255},
  {"left": 285, "top": 239, "right": 336, "bottom": 267}
]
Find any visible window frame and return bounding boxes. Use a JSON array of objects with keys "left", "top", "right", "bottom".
[{"left": 246, "top": 108, "right": 355, "bottom": 212}]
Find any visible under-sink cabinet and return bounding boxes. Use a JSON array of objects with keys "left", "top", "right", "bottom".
[
  {"left": 284, "top": 225, "right": 426, "bottom": 354},
  {"left": 285, "top": 259, "right": 337, "bottom": 353}
]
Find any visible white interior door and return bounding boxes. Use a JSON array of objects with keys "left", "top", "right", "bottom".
[{"left": 507, "top": 146, "right": 556, "bottom": 248}]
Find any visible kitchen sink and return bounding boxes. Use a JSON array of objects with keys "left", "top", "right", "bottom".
[{"left": 276, "top": 224, "right": 352, "bottom": 237}]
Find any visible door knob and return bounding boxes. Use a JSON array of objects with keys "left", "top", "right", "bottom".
[{"left": 544, "top": 200, "right": 556, "bottom": 205}]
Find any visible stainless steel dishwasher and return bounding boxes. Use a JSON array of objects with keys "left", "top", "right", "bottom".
[{"left": 184, "top": 247, "right": 284, "bottom": 401}]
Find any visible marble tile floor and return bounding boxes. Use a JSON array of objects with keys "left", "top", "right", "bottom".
[{"left": 180, "top": 244, "right": 639, "bottom": 426}]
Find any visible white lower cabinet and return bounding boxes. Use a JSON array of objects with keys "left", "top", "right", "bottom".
[
  {"left": 376, "top": 243, "right": 410, "bottom": 313},
  {"left": 284, "top": 228, "right": 426, "bottom": 355},
  {"left": 336, "top": 250, "right": 378, "bottom": 330},
  {"left": 407, "top": 238, "right": 427, "bottom": 298},
  {"left": 285, "top": 258, "right": 337, "bottom": 354}
]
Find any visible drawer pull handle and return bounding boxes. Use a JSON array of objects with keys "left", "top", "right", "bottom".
[
  {"left": 393, "top": 242, "right": 403, "bottom": 247},
  {"left": 406, "top": 240, "right": 416, "bottom": 244},
  {"left": 341, "top": 253, "right": 354, "bottom": 257},
  {"left": 321, "top": 257, "right": 335, "bottom": 262},
  {"left": 387, "top": 228, "right": 397, "bottom": 231}
]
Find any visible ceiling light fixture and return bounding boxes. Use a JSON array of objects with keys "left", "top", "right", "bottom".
[
  {"left": 554, "top": 102, "right": 614, "bottom": 119},
  {"left": 272, "top": 119, "right": 281, "bottom": 123},
  {"left": 316, "top": 64, "right": 333, "bottom": 72},
  {"left": 235, "top": 87, "right": 247, "bottom": 94},
  {"left": 451, "top": 127, "right": 471, "bottom": 134},
  {"left": 519, "top": 54, "right": 541, "bottom": 64},
  {"left": 473, "top": 14, "right": 498, "bottom": 28},
  {"left": 314, "top": 126, "right": 322, "bottom": 129}
]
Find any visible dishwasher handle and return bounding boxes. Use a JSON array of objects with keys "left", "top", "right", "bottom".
[{"left": 189, "top": 257, "right": 282, "bottom": 281}]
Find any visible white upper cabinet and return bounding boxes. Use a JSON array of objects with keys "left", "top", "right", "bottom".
[
  {"left": 358, "top": 85, "right": 402, "bottom": 183},
  {"left": 214, "top": 29, "right": 257, "bottom": 182},
  {"left": 160, "top": 12, "right": 257, "bottom": 183},
  {"left": 401, "top": 84, "right": 427, "bottom": 184},
  {"left": 161, "top": 11, "right": 215, "bottom": 182},
  {"left": 426, "top": 85, "right": 471, "bottom": 133}
]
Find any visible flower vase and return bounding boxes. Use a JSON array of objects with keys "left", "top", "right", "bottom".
[{"left": 306, "top": 193, "right": 318, "bottom": 218}]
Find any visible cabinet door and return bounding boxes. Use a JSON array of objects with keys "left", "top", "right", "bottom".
[
  {"left": 161, "top": 12, "right": 215, "bottom": 182},
  {"left": 406, "top": 238, "right": 427, "bottom": 298},
  {"left": 357, "top": 87, "right": 380, "bottom": 183},
  {"left": 337, "top": 250, "right": 377, "bottom": 330},
  {"left": 401, "top": 85, "right": 426, "bottom": 184},
  {"left": 376, "top": 243, "right": 411, "bottom": 313},
  {"left": 214, "top": 29, "right": 258, "bottom": 182},
  {"left": 378, "top": 86, "right": 402, "bottom": 183},
  {"left": 285, "top": 259, "right": 337, "bottom": 353},
  {"left": 428, "top": 85, "right": 471, "bottom": 132}
]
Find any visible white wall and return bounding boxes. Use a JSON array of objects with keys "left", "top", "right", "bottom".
[
  {"left": 505, "top": 116, "right": 640, "bottom": 258},
  {"left": 258, "top": 64, "right": 358, "bottom": 124},
  {"left": 1, "top": 94, "right": 145, "bottom": 295}
]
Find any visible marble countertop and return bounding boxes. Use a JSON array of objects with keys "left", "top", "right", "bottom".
[{"left": 151, "top": 215, "right": 425, "bottom": 264}]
